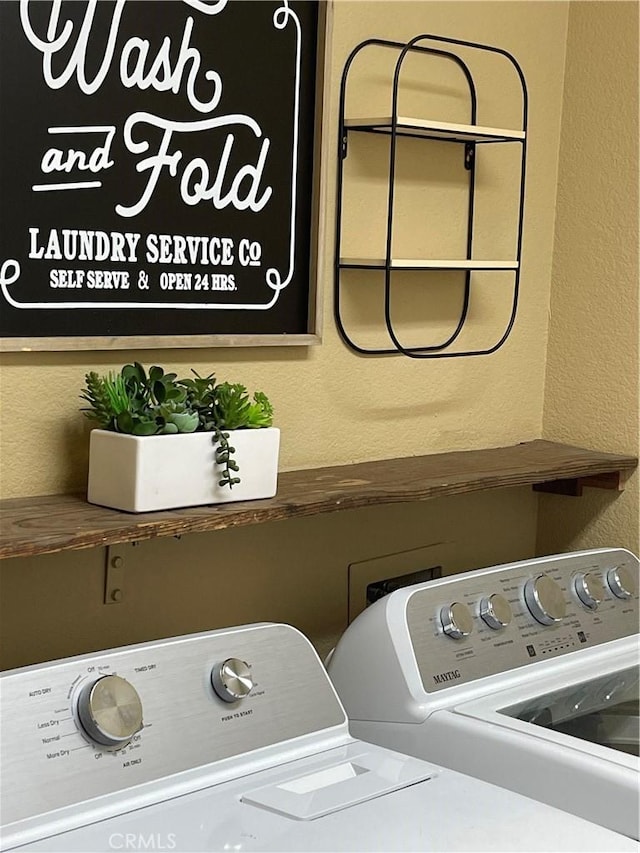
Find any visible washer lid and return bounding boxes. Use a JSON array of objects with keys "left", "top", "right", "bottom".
[{"left": 500, "top": 664, "right": 639, "bottom": 758}]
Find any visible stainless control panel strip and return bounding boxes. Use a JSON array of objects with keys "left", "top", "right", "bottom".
[{"left": 406, "top": 549, "right": 639, "bottom": 692}]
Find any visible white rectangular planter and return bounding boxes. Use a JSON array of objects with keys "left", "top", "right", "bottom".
[{"left": 87, "top": 428, "right": 280, "bottom": 513}]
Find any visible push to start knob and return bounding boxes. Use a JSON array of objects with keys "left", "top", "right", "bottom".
[
  {"left": 77, "top": 675, "right": 143, "bottom": 747},
  {"left": 524, "top": 574, "right": 566, "bottom": 625},
  {"left": 440, "top": 602, "right": 473, "bottom": 639},
  {"left": 212, "top": 658, "right": 253, "bottom": 702}
]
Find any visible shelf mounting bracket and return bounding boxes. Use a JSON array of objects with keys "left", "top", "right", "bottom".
[
  {"left": 340, "top": 133, "right": 348, "bottom": 160},
  {"left": 104, "top": 545, "right": 127, "bottom": 605},
  {"left": 464, "top": 142, "right": 475, "bottom": 171},
  {"left": 532, "top": 470, "right": 630, "bottom": 497}
]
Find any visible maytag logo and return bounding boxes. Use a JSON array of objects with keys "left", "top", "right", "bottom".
[{"left": 433, "top": 669, "right": 462, "bottom": 684}]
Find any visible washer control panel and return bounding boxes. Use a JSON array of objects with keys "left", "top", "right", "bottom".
[
  {"left": 0, "top": 625, "right": 345, "bottom": 830},
  {"left": 406, "top": 549, "right": 639, "bottom": 692}
]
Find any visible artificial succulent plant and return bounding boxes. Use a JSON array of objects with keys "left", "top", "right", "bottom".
[{"left": 81, "top": 363, "right": 273, "bottom": 488}]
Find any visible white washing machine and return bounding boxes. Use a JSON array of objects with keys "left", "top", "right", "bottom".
[
  {"left": 328, "top": 548, "right": 640, "bottom": 841},
  {"left": 2, "top": 623, "right": 637, "bottom": 852}
]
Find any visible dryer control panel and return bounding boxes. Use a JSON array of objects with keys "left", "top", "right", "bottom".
[
  {"left": 405, "top": 549, "right": 639, "bottom": 693},
  {"left": 0, "top": 624, "right": 346, "bottom": 831}
]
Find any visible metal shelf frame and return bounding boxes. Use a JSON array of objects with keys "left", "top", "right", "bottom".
[{"left": 334, "top": 34, "right": 529, "bottom": 358}]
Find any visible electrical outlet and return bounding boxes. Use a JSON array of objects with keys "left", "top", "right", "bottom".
[
  {"left": 347, "top": 542, "right": 453, "bottom": 622},
  {"left": 366, "top": 565, "right": 442, "bottom": 606}
]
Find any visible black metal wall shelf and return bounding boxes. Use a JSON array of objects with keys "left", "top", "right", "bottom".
[
  {"left": 343, "top": 116, "right": 526, "bottom": 144},
  {"left": 340, "top": 259, "right": 519, "bottom": 271},
  {"left": 334, "top": 35, "right": 528, "bottom": 359}
]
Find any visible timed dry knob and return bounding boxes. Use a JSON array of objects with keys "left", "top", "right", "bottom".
[
  {"left": 607, "top": 565, "right": 637, "bottom": 600},
  {"left": 440, "top": 602, "right": 474, "bottom": 639},
  {"left": 524, "top": 574, "right": 566, "bottom": 626},
  {"left": 211, "top": 658, "right": 253, "bottom": 702},
  {"left": 76, "top": 675, "right": 143, "bottom": 748}
]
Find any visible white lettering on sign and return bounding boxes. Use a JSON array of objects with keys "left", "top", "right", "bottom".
[
  {"left": 29, "top": 229, "right": 141, "bottom": 262},
  {"left": 19, "top": 0, "right": 225, "bottom": 111},
  {"left": 116, "top": 114, "right": 271, "bottom": 218},
  {"left": 20, "top": 0, "right": 273, "bottom": 217},
  {"left": 2, "top": 0, "right": 302, "bottom": 313},
  {"left": 119, "top": 16, "right": 222, "bottom": 114},
  {"left": 33, "top": 127, "right": 116, "bottom": 192},
  {"left": 145, "top": 234, "right": 234, "bottom": 265}
]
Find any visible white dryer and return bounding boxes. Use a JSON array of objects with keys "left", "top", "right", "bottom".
[
  {"left": 328, "top": 548, "right": 640, "bottom": 841},
  {"left": 1, "top": 622, "right": 636, "bottom": 852}
]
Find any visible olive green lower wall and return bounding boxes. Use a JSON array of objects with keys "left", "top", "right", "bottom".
[{"left": 0, "top": 489, "right": 536, "bottom": 670}]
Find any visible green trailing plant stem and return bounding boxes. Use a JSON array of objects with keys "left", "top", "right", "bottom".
[
  {"left": 211, "top": 428, "right": 240, "bottom": 489},
  {"left": 81, "top": 364, "right": 274, "bottom": 489}
]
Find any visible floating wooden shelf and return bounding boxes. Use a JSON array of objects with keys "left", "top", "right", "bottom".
[
  {"left": 0, "top": 441, "right": 635, "bottom": 560},
  {"left": 344, "top": 116, "right": 526, "bottom": 143}
]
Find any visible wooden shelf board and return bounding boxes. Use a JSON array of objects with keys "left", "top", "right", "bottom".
[
  {"left": 340, "top": 258, "right": 519, "bottom": 271},
  {"left": 344, "top": 116, "right": 525, "bottom": 143},
  {"left": 0, "top": 441, "right": 636, "bottom": 561}
]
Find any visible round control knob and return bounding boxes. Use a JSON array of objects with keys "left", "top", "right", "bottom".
[
  {"left": 76, "top": 675, "right": 143, "bottom": 748},
  {"left": 524, "top": 574, "right": 566, "bottom": 626},
  {"left": 440, "top": 602, "right": 474, "bottom": 639},
  {"left": 574, "top": 572, "right": 606, "bottom": 610},
  {"left": 211, "top": 658, "right": 253, "bottom": 702},
  {"left": 606, "top": 565, "right": 637, "bottom": 600},
  {"left": 480, "top": 593, "right": 513, "bottom": 630}
]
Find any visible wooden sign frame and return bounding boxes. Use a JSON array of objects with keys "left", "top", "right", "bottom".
[{"left": 0, "top": 1, "right": 330, "bottom": 352}]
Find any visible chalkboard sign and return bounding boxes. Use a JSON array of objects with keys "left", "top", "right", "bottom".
[{"left": 0, "top": 0, "right": 324, "bottom": 351}]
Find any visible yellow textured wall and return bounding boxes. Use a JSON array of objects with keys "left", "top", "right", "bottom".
[
  {"left": 0, "top": 1, "right": 573, "bottom": 668},
  {"left": 0, "top": 1, "right": 568, "bottom": 498},
  {"left": 538, "top": 0, "right": 639, "bottom": 555}
]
